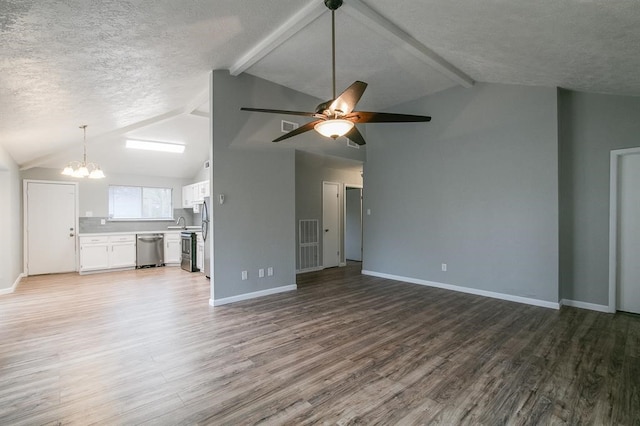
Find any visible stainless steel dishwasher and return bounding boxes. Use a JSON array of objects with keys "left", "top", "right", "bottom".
[{"left": 136, "top": 234, "right": 165, "bottom": 268}]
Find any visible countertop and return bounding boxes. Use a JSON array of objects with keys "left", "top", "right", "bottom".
[{"left": 79, "top": 228, "right": 201, "bottom": 237}]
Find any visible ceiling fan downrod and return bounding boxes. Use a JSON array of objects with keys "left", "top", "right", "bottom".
[{"left": 325, "top": 0, "right": 343, "bottom": 102}]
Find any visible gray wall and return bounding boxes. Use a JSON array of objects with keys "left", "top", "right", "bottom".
[
  {"left": 364, "top": 83, "right": 559, "bottom": 303},
  {"left": 295, "top": 150, "right": 363, "bottom": 270},
  {"left": 0, "top": 145, "right": 22, "bottom": 291},
  {"left": 211, "top": 71, "right": 300, "bottom": 300},
  {"left": 558, "top": 89, "right": 640, "bottom": 305}
]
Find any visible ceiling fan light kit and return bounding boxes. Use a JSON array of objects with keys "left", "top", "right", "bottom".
[
  {"left": 241, "top": 0, "right": 431, "bottom": 145},
  {"left": 61, "top": 125, "right": 106, "bottom": 179},
  {"left": 314, "top": 119, "right": 354, "bottom": 138}
]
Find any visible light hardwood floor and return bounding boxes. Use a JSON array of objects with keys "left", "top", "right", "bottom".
[{"left": 0, "top": 263, "right": 638, "bottom": 425}]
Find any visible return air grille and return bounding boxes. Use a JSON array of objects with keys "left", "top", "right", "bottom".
[
  {"left": 281, "top": 120, "right": 299, "bottom": 133},
  {"left": 299, "top": 219, "right": 319, "bottom": 270}
]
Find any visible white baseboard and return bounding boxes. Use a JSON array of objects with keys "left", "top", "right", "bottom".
[
  {"left": 560, "top": 299, "right": 611, "bottom": 313},
  {"left": 362, "top": 270, "right": 560, "bottom": 310},
  {"left": 0, "top": 273, "right": 26, "bottom": 295},
  {"left": 211, "top": 284, "right": 297, "bottom": 306}
]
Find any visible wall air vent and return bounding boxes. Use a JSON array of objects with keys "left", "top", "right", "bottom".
[
  {"left": 299, "top": 219, "right": 319, "bottom": 271},
  {"left": 281, "top": 120, "right": 299, "bottom": 133}
]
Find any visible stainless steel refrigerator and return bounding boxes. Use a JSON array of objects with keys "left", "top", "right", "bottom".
[{"left": 202, "top": 196, "right": 211, "bottom": 278}]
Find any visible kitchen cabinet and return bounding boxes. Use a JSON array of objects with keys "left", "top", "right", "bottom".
[
  {"left": 199, "top": 180, "right": 210, "bottom": 199},
  {"left": 79, "top": 234, "right": 136, "bottom": 274},
  {"left": 80, "top": 236, "right": 109, "bottom": 272},
  {"left": 182, "top": 185, "right": 194, "bottom": 208},
  {"left": 109, "top": 235, "right": 136, "bottom": 269},
  {"left": 182, "top": 180, "right": 210, "bottom": 208},
  {"left": 165, "top": 233, "right": 181, "bottom": 265}
]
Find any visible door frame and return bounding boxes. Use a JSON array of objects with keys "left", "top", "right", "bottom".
[
  {"left": 322, "top": 181, "right": 341, "bottom": 268},
  {"left": 23, "top": 179, "right": 80, "bottom": 275},
  {"left": 343, "top": 184, "right": 363, "bottom": 264},
  {"left": 608, "top": 147, "right": 640, "bottom": 313}
]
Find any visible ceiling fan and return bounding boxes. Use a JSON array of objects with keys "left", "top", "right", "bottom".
[{"left": 241, "top": 0, "right": 431, "bottom": 146}]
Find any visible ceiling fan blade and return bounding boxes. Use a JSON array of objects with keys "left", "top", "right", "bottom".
[
  {"left": 329, "top": 81, "right": 368, "bottom": 114},
  {"left": 241, "top": 107, "right": 316, "bottom": 117},
  {"left": 345, "top": 125, "right": 366, "bottom": 146},
  {"left": 346, "top": 111, "right": 431, "bottom": 123},
  {"left": 273, "top": 120, "right": 322, "bottom": 142}
]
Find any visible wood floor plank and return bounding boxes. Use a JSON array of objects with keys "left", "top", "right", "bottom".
[{"left": 1, "top": 263, "right": 639, "bottom": 424}]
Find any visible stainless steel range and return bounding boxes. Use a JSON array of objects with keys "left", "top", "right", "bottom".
[{"left": 180, "top": 232, "right": 199, "bottom": 272}]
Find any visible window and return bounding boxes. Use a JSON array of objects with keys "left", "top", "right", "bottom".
[{"left": 108, "top": 186, "right": 173, "bottom": 220}]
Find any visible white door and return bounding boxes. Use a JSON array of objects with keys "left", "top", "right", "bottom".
[
  {"left": 26, "top": 181, "right": 77, "bottom": 275},
  {"left": 345, "top": 187, "right": 362, "bottom": 261},
  {"left": 323, "top": 182, "right": 340, "bottom": 268},
  {"left": 618, "top": 153, "right": 640, "bottom": 314}
]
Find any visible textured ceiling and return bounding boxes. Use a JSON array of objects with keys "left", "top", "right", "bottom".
[{"left": 1, "top": 0, "right": 639, "bottom": 176}]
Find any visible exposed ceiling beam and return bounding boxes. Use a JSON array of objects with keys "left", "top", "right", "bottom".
[
  {"left": 344, "top": 0, "right": 475, "bottom": 88},
  {"left": 186, "top": 89, "right": 210, "bottom": 116},
  {"left": 229, "top": 1, "right": 326, "bottom": 76}
]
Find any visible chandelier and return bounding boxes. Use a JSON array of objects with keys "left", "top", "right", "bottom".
[{"left": 61, "top": 125, "right": 105, "bottom": 179}]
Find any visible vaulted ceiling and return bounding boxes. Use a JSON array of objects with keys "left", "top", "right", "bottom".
[{"left": 1, "top": 0, "right": 639, "bottom": 177}]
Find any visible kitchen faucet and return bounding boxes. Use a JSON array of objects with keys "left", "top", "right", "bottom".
[{"left": 176, "top": 216, "right": 186, "bottom": 229}]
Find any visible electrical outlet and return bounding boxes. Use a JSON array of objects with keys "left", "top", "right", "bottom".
[
  {"left": 100, "top": 219, "right": 106, "bottom": 225},
  {"left": 267, "top": 267, "right": 273, "bottom": 276},
  {"left": 441, "top": 263, "right": 447, "bottom": 272},
  {"left": 258, "top": 268, "right": 265, "bottom": 278},
  {"left": 241, "top": 270, "right": 248, "bottom": 280}
]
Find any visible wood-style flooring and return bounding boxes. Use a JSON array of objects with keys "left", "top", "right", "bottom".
[{"left": 0, "top": 263, "right": 638, "bottom": 425}]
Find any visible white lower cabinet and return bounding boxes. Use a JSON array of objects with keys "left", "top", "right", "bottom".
[
  {"left": 110, "top": 242, "right": 136, "bottom": 268},
  {"left": 165, "top": 233, "right": 181, "bottom": 265},
  {"left": 80, "top": 234, "right": 136, "bottom": 273},
  {"left": 80, "top": 240, "right": 109, "bottom": 271}
]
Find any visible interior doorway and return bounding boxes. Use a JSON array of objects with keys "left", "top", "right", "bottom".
[
  {"left": 345, "top": 186, "right": 363, "bottom": 262},
  {"left": 609, "top": 148, "right": 640, "bottom": 314},
  {"left": 24, "top": 180, "right": 78, "bottom": 275}
]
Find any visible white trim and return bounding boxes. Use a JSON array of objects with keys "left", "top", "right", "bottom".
[
  {"left": 560, "top": 299, "right": 610, "bottom": 313},
  {"left": 608, "top": 147, "right": 640, "bottom": 314},
  {"left": 362, "top": 270, "right": 560, "bottom": 310},
  {"left": 339, "top": 262, "right": 347, "bottom": 267},
  {"left": 0, "top": 273, "right": 26, "bottom": 295},
  {"left": 210, "top": 284, "right": 297, "bottom": 306}
]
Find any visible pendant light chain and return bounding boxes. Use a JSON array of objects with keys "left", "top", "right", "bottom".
[{"left": 81, "top": 124, "right": 88, "bottom": 165}]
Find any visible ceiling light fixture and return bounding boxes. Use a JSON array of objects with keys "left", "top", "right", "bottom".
[
  {"left": 126, "top": 139, "right": 185, "bottom": 153},
  {"left": 61, "top": 125, "right": 105, "bottom": 179},
  {"left": 314, "top": 119, "right": 354, "bottom": 138}
]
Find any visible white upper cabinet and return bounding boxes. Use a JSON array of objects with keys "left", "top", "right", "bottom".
[{"left": 182, "top": 180, "right": 210, "bottom": 208}]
